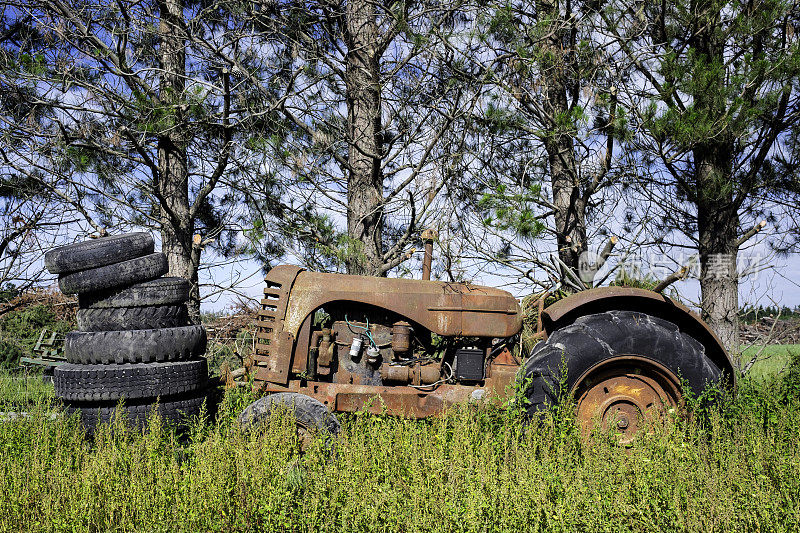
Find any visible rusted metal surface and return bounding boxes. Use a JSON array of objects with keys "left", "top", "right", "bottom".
[
  {"left": 536, "top": 294, "right": 545, "bottom": 335},
  {"left": 490, "top": 346, "right": 520, "bottom": 367},
  {"left": 482, "top": 364, "right": 517, "bottom": 397},
  {"left": 253, "top": 265, "right": 304, "bottom": 385},
  {"left": 253, "top": 331, "right": 293, "bottom": 384},
  {"left": 379, "top": 362, "right": 440, "bottom": 384},
  {"left": 283, "top": 269, "right": 522, "bottom": 340},
  {"left": 251, "top": 265, "right": 730, "bottom": 425},
  {"left": 542, "top": 286, "right": 736, "bottom": 384},
  {"left": 317, "top": 328, "right": 333, "bottom": 373},
  {"left": 291, "top": 315, "right": 312, "bottom": 375},
  {"left": 421, "top": 229, "right": 437, "bottom": 281},
  {"left": 336, "top": 390, "right": 445, "bottom": 416},
  {"left": 260, "top": 362, "right": 517, "bottom": 417},
  {"left": 572, "top": 355, "right": 683, "bottom": 445},
  {"left": 391, "top": 321, "right": 411, "bottom": 356}
]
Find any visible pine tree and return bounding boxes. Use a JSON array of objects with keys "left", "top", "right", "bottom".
[
  {"left": 440, "top": 1, "right": 625, "bottom": 290},
  {"left": 0, "top": 0, "right": 273, "bottom": 318},
  {"left": 605, "top": 0, "right": 800, "bottom": 351},
  {"left": 224, "top": 0, "right": 475, "bottom": 276}
]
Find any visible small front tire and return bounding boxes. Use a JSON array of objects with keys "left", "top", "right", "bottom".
[{"left": 239, "top": 392, "right": 340, "bottom": 450}]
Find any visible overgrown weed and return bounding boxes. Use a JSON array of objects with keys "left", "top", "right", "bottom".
[{"left": 0, "top": 374, "right": 799, "bottom": 532}]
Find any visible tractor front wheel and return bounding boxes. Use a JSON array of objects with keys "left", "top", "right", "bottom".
[{"left": 239, "top": 392, "right": 341, "bottom": 451}]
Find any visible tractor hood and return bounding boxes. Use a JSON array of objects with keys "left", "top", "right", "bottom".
[{"left": 268, "top": 266, "right": 522, "bottom": 339}]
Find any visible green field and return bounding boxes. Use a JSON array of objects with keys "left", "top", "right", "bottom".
[
  {"left": 0, "top": 349, "right": 798, "bottom": 532},
  {"left": 741, "top": 344, "right": 800, "bottom": 380}
]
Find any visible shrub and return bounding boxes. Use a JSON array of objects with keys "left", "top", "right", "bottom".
[{"left": 0, "top": 303, "right": 74, "bottom": 367}]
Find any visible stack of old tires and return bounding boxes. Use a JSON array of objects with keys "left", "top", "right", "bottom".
[{"left": 45, "top": 233, "right": 208, "bottom": 432}]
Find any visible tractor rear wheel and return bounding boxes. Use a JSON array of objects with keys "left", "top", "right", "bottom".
[{"left": 521, "top": 310, "right": 725, "bottom": 443}]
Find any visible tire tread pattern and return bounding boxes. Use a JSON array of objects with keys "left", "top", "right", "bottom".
[
  {"left": 64, "top": 389, "right": 208, "bottom": 433},
  {"left": 45, "top": 233, "right": 154, "bottom": 275},
  {"left": 79, "top": 277, "right": 190, "bottom": 308},
  {"left": 239, "top": 392, "right": 341, "bottom": 435},
  {"left": 76, "top": 305, "right": 189, "bottom": 331},
  {"left": 59, "top": 253, "right": 168, "bottom": 295},
  {"left": 54, "top": 360, "right": 208, "bottom": 401},
  {"left": 521, "top": 310, "right": 723, "bottom": 416},
  {"left": 64, "top": 325, "right": 206, "bottom": 364}
]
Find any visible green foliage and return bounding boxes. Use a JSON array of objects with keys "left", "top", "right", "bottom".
[
  {"left": 203, "top": 329, "right": 255, "bottom": 378},
  {"left": 610, "top": 270, "right": 660, "bottom": 291},
  {"left": 740, "top": 305, "right": 800, "bottom": 323},
  {"left": 634, "top": 0, "right": 800, "bottom": 203},
  {"left": 741, "top": 344, "right": 800, "bottom": 380},
  {"left": 1, "top": 2, "right": 252, "bottom": 272},
  {"left": 519, "top": 290, "right": 570, "bottom": 354},
  {"left": 17, "top": 52, "right": 47, "bottom": 76},
  {"left": 0, "top": 376, "right": 799, "bottom": 531},
  {"left": 782, "top": 347, "right": 800, "bottom": 402},
  {"left": 0, "top": 340, "right": 25, "bottom": 368},
  {"left": 0, "top": 304, "right": 73, "bottom": 341},
  {"left": 609, "top": 269, "right": 681, "bottom": 301},
  {"left": 477, "top": 182, "right": 545, "bottom": 240},
  {"left": 0, "top": 284, "right": 19, "bottom": 303},
  {"left": 0, "top": 304, "right": 74, "bottom": 367},
  {"left": 483, "top": 102, "right": 524, "bottom": 134},
  {"left": 326, "top": 235, "right": 368, "bottom": 271}
]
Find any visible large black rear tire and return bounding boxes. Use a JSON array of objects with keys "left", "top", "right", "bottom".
[{"left": 521, "top": 310, "right": 725, "bottom": 417}]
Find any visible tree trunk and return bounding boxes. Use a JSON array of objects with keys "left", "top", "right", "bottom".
[
  {"left": 536, "top": 0, "right": 586, "bottom": 284},
  {"left": 344, "top": 0, "right": 384, "bottom": 276},
  {"left": 547, "top": 132, "right": 586, "bottom": 281},
  {"left": 696, "top": 147, "right": 739, "bottom": 353},
  {"left": 692, "top": 5, "right": 739, "bottom": 353},
  {"left": 157, "top": 0, "right": 199, "bottom": 321}
]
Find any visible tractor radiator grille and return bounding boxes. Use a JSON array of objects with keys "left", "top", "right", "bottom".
[
  {"left": 254, "top": 280, "right": 288, "bottom": 365},
  {"left": 250, "top": 266, "right": 305, "bottom": 386}
]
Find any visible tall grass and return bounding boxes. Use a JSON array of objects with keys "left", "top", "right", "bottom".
[
  {"left": 0, "top": 369, "right": 54, "bottom": 406},
  {"left": 1, "top": 374, "right": 799, "bottom": 532}
]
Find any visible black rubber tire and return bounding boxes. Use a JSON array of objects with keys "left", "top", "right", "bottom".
[
  {"left": 64, "top": 325, "right": 206, "bottom": 364},
  {"left": 58, "top": 253, "right": 168, "bottom": 295},
  {"left": 79, "top": 277, "right": 190, "bottom": 309},
  {"left": 520, "top": 310, "right": 725, "bottom": 416},
  {"left": 45, "top": 233, "right": 154, "bottom": 275},
  {"left": 54, "top": 359, "right": 208, "bottom": 402},
  {"left": 76, "top": 305, "right": 189, "bottom": 331},
  {"left": 239, "top": 392, "right": 341, "bottom": 436},
  {"left": 64, "top": 388, "right": 208, "bottom": 433}
]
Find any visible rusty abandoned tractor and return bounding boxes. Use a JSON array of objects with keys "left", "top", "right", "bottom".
[{"left": 240, "top": 248, "right": 736, "bottom": 444}]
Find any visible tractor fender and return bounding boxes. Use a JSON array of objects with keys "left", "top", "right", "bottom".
[
  {"left": 541, "top": 287, "right": 737, "bottom": 383},
  {"left": 281, "top": 270, "right": 521, "bottom": 339}
]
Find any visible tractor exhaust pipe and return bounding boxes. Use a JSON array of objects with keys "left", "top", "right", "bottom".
[{"left": 421, "top": 229, "right": 437, "bottom": 281}]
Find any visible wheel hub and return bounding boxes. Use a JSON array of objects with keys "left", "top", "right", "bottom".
[{"left": 572, "top": 356, "right": 683, "bottom": 445}]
